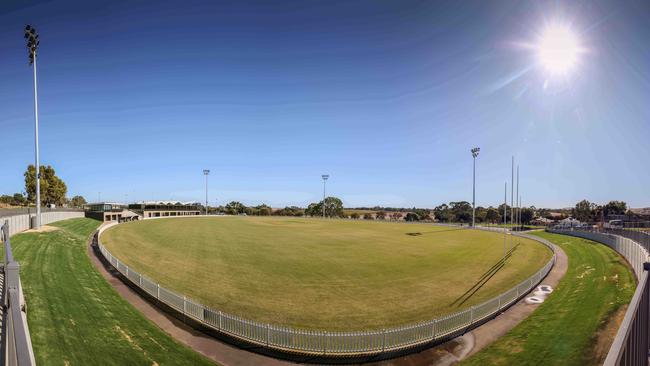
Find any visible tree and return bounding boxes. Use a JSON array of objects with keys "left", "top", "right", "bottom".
[
  {"left": 24, "top": 165, "right": 68, "bottom": 206},
  {"left": 255, "top": 204, "right": 272, "bottom": 216},
  {"left": 305, "top": 203, "right": 320, "bottom": 216},
  {"left": 0, "top": 193, "right": 27, "bottom": 207},
  {"left": 497, "top": 204, "right": 512, "bottom": 222},
  {"left": 414, "top": 209, "right": 432, "bottom": 221},
  {"left": 485, "top": 207, "right": 501, "bottom": 223},
  {"left": 350, "top": 212, "right": 360, "bottom": 219},
  {"left": 603, "top": 201, "right": 627, "bottom": 218},
  {"left": 225, "top": 201, "right": 246, "bottom": 215},
  {"left": 474, "top": 206, "right": 487, "bottom": 223},
  {"left": 391, "top": 212, "right": 403, "bottom": 221},
  {"left": 69, "top": 195, "right": 87, "bottom": 208},
  {"left": 433, "top": 204, "right": 453, "bottom": 222},
  {"left": 573, "top": 200, "right": 594, "bottom": 222},
  {"left": 363, "top": 213, "right": 373, "bottom": 220},
  {"left": 275, "top": 206, "right": 304, "bottom": 216},
  {"left": 450, "top": 201, "right": 472, "bottom": 223},
  {"left": 404, "top": 212, "right": 419, "bottom": 222},
  {"left": 375, "top": 211, "right": 386, "bottom": 220},
  {"left": 521, "top": 207, "right": 535, "bottom": 224},
  {"left": 305, "top": 197, "right": 344, "bottom": 218},
  {"left": 322, "top": 197, "right": 344, "bottom": 218}
]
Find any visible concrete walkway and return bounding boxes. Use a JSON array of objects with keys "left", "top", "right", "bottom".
[{"left": 88, "top": 237, "right": 567, "bottom": 366}]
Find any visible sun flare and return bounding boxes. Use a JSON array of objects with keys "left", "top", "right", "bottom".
[{"left": 537, "top": 24, "right": 581, "bottom": 76}]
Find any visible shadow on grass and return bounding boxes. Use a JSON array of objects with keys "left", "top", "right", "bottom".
[
  {"left": 451, "top": 244, "right": 521, "bottom": 307},
  {"left": 406, "top": 227, "right": 468, "bottom": 236}
]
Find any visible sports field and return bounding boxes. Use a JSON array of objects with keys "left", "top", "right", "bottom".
[{"left": 101, "top": 216, "right": 553, "bottom": 330}]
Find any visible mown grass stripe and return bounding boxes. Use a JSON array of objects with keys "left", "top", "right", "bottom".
[{"left": 9, "top": 218, "right": 215, "bottom": 365}]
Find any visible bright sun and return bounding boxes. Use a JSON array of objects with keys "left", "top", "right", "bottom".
[{"left": 537, "top": 24, "right": 581, "bottom": 76}]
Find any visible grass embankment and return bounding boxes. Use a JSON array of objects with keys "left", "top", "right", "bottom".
[
  {"left": 462, "top": 231, "right": 635, "bottom": 366},
  {"left": 9, "top": 218, "right": 215, "bottom": 366},
  {"left": 102, "top": 216, "right": 552, "bottom": 330}
]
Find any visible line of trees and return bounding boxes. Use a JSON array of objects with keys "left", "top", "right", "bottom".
[
  {"left": 572, "top": 199, "right": 630, "bottom": 222},
  {"left": 432, "top": 201, "right": 535, "bottom": 224}
]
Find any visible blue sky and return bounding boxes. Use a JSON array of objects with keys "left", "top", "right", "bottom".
[{"left": 1, "top": 0, "right": 649, "bottom": 208}]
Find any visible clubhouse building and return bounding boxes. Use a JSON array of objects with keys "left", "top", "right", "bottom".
[{"left": 85, "top": 201, "right": 202, "bottom": 222}]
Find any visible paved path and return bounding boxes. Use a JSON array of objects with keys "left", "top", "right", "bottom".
[{"left": 88, "top": 237, "right": 567, "bottom": 366}]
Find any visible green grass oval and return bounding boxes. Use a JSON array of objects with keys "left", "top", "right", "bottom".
[{"left": 101, "top": 216, "right": 552, "bottom": 330}]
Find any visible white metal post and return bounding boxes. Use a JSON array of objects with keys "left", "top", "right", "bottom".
[
  {"left": 472, "top": 156, "right": 476, "bottom": 227},
  {"left": 510, "top": 156, "right": 514, "bottom": 250},
  {"left": 33, "top": 52, "right": 41, "bottom": 229},
  {"left": 504, "top": 182, "right": 507, "bottom": 259},
  {"left": 516, "top": 165, "right": 519, "bottom": 233},
  {"left": 321, "top": 175, "right": 329, "bottom": 218},
  {"left": 205, "top": 173, "right": 208, "bottom": 215},
  {"left": 323, "top": 180, "right": 326, "bottom": 218}
]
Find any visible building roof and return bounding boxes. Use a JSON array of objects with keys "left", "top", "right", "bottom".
[{"left": 135, "top": 201, "right": 201, "bottom": 205}]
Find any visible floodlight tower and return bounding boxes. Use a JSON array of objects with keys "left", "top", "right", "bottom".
[
  {"left": 25, "top": 25, "right": 41, "bottom": 229},
  {"left": 321, "top": 174, "right": 329, "bottom": 218},
  {"left": 471, "top": 147, "right": 480, "bottom": 227},
  {"left": 203, "top": 169, "right": 210, "bottom": 215}
]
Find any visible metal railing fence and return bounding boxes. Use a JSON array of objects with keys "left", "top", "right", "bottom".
[
  {"left": 549, "top": 228, "right": 650, "bottom": 366},
  {"left": 1, "top": 222, "right": 36, "bottom": 366},
  {"left": 96, "top": 224, "right": 556, "bottom": 356}
]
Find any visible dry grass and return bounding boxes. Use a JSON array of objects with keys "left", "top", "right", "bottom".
[{"left": 102, "top": 216, "right": 552, "bottom": 330}]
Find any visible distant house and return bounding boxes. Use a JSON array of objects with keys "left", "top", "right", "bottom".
[
  {"left": 531, "top": 217, "right": 553, "bottom": 226},
  {"left": 556, "top": 217, "right": 582, "bottom": 228}
]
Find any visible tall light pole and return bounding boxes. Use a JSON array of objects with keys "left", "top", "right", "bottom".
[
  {"left": 203, "top": 169, "right": 210, "bottom": 215},
  {"left": 516, "top": 165, "right": 519, "bottom": 233},
  {"left": 471, "top": 147, "right": 480, "bottom": 227},
  {"left": 321, "top": 174, "right": 329, "bottom": 218},
  {"left": 25, "top": 25, "right": 41, "bottom": 229},
  {"left": 510, "top": 156, "right": 514, "bottom": 250},
  {"left": 504, "top": 182, "right": 507, "bottom": 258}
]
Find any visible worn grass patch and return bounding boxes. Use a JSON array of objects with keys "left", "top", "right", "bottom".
[
  {"left": 9, "top": 218, "right": 215, "bottom": 366},
  {"left": 461, "top": 231, "right": 635, "bottom": 366},
  {"left": 102, "top": 216, "right": 552, "bottom": 330}
]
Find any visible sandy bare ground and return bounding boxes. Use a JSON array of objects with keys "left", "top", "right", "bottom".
[{"left": 23, "top": 225, "right": 59, "bottom": 233}]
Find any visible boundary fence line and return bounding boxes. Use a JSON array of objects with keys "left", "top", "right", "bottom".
[
  {"left": 549, "top": 228, "right": 650, "bottom": 366},
  {"left": 96, "top": 223, "right": 556, "bottom": 357}
]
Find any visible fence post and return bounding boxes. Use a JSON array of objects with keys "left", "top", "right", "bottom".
[
  {"left": 381, "top": 329, "right": 386, "bottom": 351},
  {"left": 470, "top": 306, "right": 474, "bottom": 324},
  {"left": 156, "top": 284, "right": 160, "bottom": 299},
  {"left": 218, "top": 311, "right": 222, "bottom": 330},
  {"left": 266, "top": 324, "right": 270, "bottom": 347}
]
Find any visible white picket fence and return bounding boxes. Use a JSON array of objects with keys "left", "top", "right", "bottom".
[{"left": 96, "top": 224, "right": 556, "bottom": 356}]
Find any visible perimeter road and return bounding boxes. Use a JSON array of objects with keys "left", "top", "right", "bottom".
[{"left": 88, "top": 231, "right": 567, "bottom": 366}]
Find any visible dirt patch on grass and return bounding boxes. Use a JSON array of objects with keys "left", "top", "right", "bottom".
[
  {"left": 23, "top": 225, "right": 60, "bottom": 233},
  {"left": 586, "top": 305, "right": 628, "bottom": 365}
]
